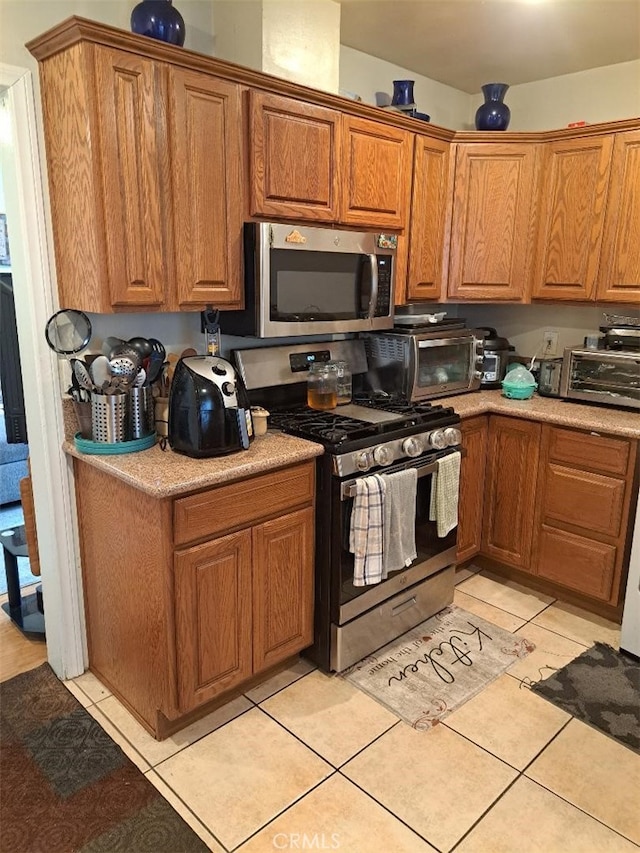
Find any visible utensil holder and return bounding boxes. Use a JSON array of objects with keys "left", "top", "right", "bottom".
[
  {"left": 72, "top": 400, "right": 92, "bottom": 440},
  {"left": 91, "top": 392, "right": 128, "bottom": 443},
  {"left": 129, "top": 386, "right": 154, "bottom": 439},
  {"left": 154, "top": 396, "right": 169, "bottom": 438}
]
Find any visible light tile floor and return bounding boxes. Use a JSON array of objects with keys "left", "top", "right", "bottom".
[{"left": 65, "top": 569, "right": 640, "bottom": 853}]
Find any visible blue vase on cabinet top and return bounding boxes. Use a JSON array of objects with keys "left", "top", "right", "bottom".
[
  {"left": 131, "top": 0, "right": 185, "bottom": 46},
  {"left": 475, "top": 83, "right": 511, "bottom": 131}
]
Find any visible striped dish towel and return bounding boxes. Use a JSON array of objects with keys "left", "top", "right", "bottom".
[
  {"left": 349, "top": 474, "right": 386, "bottom": 586},
  {"left": 429, "top": 451, "right": 461, "bottom": 537}
]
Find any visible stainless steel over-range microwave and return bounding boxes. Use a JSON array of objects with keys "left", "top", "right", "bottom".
[{"left": 223, "top": 222, "right": 396, "bottom": 338}]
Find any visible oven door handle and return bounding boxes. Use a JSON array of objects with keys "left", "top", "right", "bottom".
[{"left": 340, "top": 453, "right": 465, "bottom": 501}]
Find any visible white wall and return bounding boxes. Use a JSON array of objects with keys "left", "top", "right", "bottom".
[
  {"left": 340, "top": 45, "right": 471, "bottom": 130},
  {"left": 471, "top": 60, "right": 640, "bottom": 131}
]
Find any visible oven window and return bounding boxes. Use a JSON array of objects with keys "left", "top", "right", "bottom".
[
  {"left": 570, "top": 357, "right": 640, "bottom": 403},
  {"left": 339, "top": 469, "right": 456, "bottom": 607},
  {"left": 270, "top": 250, "right": 368, "bottom": 320},
  {"left": 416, "top": 342, "right": 471, "bottom": 388}
]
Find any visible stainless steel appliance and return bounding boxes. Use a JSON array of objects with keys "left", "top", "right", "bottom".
[
  {"left": 561, "top": 347, "right": 640, "bottom": 409},
  {"left": 362, "top": 322, "right": 484, "bottom": 402},
  {"left": 234, "top": 340, "right": 461, "bottom": 672},
  {"left": 477, "top": 327, "right": 514, "bottom": 388},
  {"left": 223, "top": 222, "right": 396, "bottom": 338},
  {"left": 537, "top": 357, "right": 564, "bottom": 398},
  {"left": 168, "top": 355, "right": 253, "bottom": 457}
]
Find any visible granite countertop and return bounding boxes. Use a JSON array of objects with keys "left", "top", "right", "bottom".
[
  {"left": 446, "top": 390, "right": 640, "bottom": 438},
  {"left": 62, "top": 399, "right": 324, "bottom": 498}
]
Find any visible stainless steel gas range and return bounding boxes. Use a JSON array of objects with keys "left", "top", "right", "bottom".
[{"left": 234, "top": 340, "right": 462, "bottom": 672}]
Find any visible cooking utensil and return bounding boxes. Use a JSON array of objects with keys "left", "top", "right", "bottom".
[
  {"left": 102, "top": 336, "right": 127, "bottom": 357},
  {"left": 108, "top": 343, "right": 142, "bottom": 368},
  {"left": 108, "top": 355, "right": 138, "bottom": 385},
  {"left": 144, "top": 350, "right": 165, "bottom": 385},
  {"left": 148, "top": 338, "right": 166, "bottom": 360},
  {"left": 128, "top": 337, "right": 153, "bottom": 359},
  {"left": 133, "top": 368, "right": 146, "bottom": 388},
  {"left": 72, "top": 358, "right": 95, "bottom": 393},
  {"left": 44, "top": 308, "right": 92, "bottom": 355},
  {"left": 89, "top": 354, "right": 112, "bottom": 393}
]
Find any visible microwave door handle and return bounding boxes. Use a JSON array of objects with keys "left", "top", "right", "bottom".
[{"left": 366, "top": 254, "right": 379, "bottom": 319}]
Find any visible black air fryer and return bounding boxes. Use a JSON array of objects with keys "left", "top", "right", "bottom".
[{"left": 168, "top": 356, "right": 253, "bottom": 458}]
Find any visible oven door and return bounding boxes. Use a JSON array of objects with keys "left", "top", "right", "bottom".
[
  {"left": 409, "top": 334, "right": 482, "bottom": 400},
  {"left": 562, "top": 349, "right": 640, "bottom": 409},
  {"left": 334, "top": 453, "right": 458, "bottom": 625}
]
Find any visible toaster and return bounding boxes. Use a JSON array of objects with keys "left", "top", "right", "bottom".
[
  {"left": 537, "top": 357, "right": 563, "bottom": 397},
  {"left": 168, "top": 355, "right": 253, "bottom": 457}
]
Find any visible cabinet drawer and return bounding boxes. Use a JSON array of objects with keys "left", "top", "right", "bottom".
[
  {"left": 548, "top": 427, "right": 630, "bottom": 476},
  {"left": 542, "top": 464, "right": 625, "bottom": 538},
  {"left": 174, "top": 463, "right": 315, "bottom": 546},
  {"left": 536, "top": 525, "right": 616, "bottom": 601}
]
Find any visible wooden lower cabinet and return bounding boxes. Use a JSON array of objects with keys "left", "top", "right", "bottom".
[
  {"left": 74, "top": 459, "right": 315, "bottom": 738},
  {"left": 456, "top": 415, "right": 488, "bottom": 562},
  {"left": 481, "top": 415, "right": 541, "bottom": 570},
  {"left": 531, "top": 425, "right": 637, "bottom": 605}
]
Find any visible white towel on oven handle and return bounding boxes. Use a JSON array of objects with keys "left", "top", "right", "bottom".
[
  {"left": 349, "top": 474, "right": 386, "bottom": 586},
  {"left": 429, "top": 451, "right": 461, "bottom": 538},
  {"left": 382, "top": 467, "right": 418, "bottom": 573}
]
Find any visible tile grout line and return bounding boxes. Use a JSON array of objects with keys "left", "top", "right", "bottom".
[{"left": 335, "top": 768, "right": 446, "bottom": 853}]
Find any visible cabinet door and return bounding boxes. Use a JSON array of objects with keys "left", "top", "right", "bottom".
[
  {"left": 533, "top": 135, "right": 613, "bottom": 301},
  {"left": 457, "top": 416, "right": 488, "bottom": 563},
  {"left": 340, "top": 116, "right": 413, "bottom": 230},
  {"left": 249, "top": 91, "right": 341, "bottom": 222},
  {"left": 406, "top": 136, "right": 450, "bottom": 301},
  {"left": 174, "top": 529, "right": 252, "bottom": 712},
  {"left": 94, "top": 46, "right": 167, "bottom": 308},
  {"left": 169, "top": 68, "right": 244, "bottom": 307},
  {"left": 482, "top": 416, "right": 541, "bottom": 570},
  {"left": 253, "top": 507, "right": 314, "bottom": 672},
  {"left": 447, "top": 143, "right": 539, "bottom": 301},
  {"left": 596, "top": 130, "right": 640, "bottom": 303}
]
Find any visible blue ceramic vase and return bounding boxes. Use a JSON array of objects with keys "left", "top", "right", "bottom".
[
  {"left": 130, "top": 0, "right": 185, "bottom": 46},
  {"left": 391, "top": 80, "right": 415, "bottom": 107},
  {"left": 475, "top": 83, "right": 511, "bottom": 131}
]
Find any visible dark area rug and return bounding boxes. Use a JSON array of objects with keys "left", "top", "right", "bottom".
[
  {"left": 0, "top": 663, "right": 210, "bottom": 853},
  {"left": 531, "top": 642, "right": 640, "bottom": 754}
]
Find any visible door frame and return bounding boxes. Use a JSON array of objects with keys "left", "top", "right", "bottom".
[{"left": 1, "top": 63, "right": 86, "bottom": 678}]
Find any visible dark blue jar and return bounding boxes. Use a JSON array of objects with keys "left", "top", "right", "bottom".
[
  {"left": 475, "top": 83, "right": 511, "bottom": 131},
  {"left": 130, "top": 0, "right": 185, "bottom": 46}
]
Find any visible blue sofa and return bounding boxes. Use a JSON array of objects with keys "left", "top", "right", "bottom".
[{"left": 0, "top": 416, "right": 28, "bottom": 505}]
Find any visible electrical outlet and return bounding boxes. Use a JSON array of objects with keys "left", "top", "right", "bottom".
[{"left": 543, "top": 330, "right": 559, "bottom": 356}]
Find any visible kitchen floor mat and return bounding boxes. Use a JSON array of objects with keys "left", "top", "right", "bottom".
[
  {"left": 341, "top": 604, "right": 535, "bottom": 730},
  {"left": 0, "top": 663, "right": 210, "bottom": 853},
  {"left": 531, "top": 642, "right": 640, "bottom": 754}
]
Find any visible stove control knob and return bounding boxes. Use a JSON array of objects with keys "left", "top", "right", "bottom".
[
  {"left": 355, "top": 451, "right": 372, "bottom": 472},
  {"left": 444, "top": 427, "right": 462, "bottom": 447},
  {"left": 373, "top": 445, "right": 394, "bottom": 466},
  {"left": 402, "top": 437, "right": 423, "bottom": 457},
  {"left": 428, "top": 429, "right": 448, "bottom": 450}
]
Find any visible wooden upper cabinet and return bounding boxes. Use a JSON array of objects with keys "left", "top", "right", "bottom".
[
  {"left": 406, "top": 135, "right": 450, "bottom": 301},
  {"left": 340, "top": 116, "right": 413, "bottom": 230},
  {"left": 447, "top": 143, "right": 539, "bottom": 301},
  {"left": 249, "top": 91, "right": 341, "bottom": 222},
  {"left": 169, "top": 69, "right": 243, "bottom": 307},
  {"left": 94, "top": 47, "right": 168, "bottom": 308},
  {"left": 596, "top": 130, "right": 640, "bottom": 303},
  {"left": 533, "top": 135, "right": 614, "bottom": 301},
  {"left": 482, "top": 415, "right": 541, "bottom": 570}
]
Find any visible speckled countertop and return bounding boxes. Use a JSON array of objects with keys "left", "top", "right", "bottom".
[
  {"left": 62, "top": 392, "right": 639, "bottom": 498},
  {"left": 444, "top": 390, "right": 640, "bottom": 437},
  {"left": 61, "top": 400, "right": 323, "bottom": 498}
]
